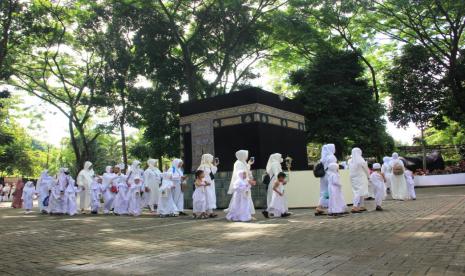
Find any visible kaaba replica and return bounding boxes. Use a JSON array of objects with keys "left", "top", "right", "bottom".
[{"left": 179, "top": 87, "right": 308, "bottom": 172}]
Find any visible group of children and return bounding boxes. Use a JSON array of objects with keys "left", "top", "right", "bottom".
[{"left": 317, "top": 144, "right": 417, "bottom": 217}]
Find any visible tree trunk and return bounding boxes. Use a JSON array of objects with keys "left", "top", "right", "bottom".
[
  {"left": 421, "top": 127, "right": 427, "bottom": 172},
  {"left": 120, "top": 89, "right": 128, "bottom": 170},
  {"left": 68, "top": 118, "right": 82, "bottom": 170}
]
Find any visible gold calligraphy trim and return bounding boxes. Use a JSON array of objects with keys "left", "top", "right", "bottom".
[{"left": 180, "top": 103, "right": 305, "bottom": 125}]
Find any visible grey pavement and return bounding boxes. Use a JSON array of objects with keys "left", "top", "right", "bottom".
[{"left": 0, "top": 186, "right": 465, "bottom": 275}]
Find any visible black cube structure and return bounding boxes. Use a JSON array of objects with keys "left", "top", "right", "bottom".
[{"left": 179, "top": 87, "right": 308, "bottom": 172}]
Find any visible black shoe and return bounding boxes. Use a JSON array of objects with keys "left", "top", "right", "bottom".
[
  {"left": 376, "top": 206, "right": 383, "bottom": 211},
  {"left": 281, "top": 212, "right": 291, "bottom": 217},
  {"left": 91, "top": 211, "right": 98, "bottom": 215},
  {"left": 262, "top": 210, "right": 269, "bottom": 218},
  {"left": 179, "top": 212, "right": 188, "bottom": 216}
]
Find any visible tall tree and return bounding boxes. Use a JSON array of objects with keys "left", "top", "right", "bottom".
[
  {"left": 10, "top": 1, "right": 105, "bottom": 169},
  {"left": 291, "top": 49, "right": 392, "bottom": 158},
  {"left": 387, "top": 45, "right": 444, "bottom": 170},
  {"left": 369, "top": 0, "right": 465, "bottom": 122},
  {"left": 290, "top": 0, "right": 381, "bottom": 101}
]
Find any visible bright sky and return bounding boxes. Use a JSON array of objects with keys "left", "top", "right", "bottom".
[{"left": 13, "top": 75, "right": 419, "bottom": 146}]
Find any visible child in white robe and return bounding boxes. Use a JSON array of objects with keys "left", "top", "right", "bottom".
[
  {"left": 192, "top": 170, "right": 210, "bottom": 219},
  {"left": 171, "top": 159, "right": 187, "bottom": 216},
  {"left": 37, "top": 170, "right": 53, "bottom": 214},
  {"left": 49, "top": 169, "right": 68, "bottom": 215},
  {"left": 113, "top": 173, "right": 129, "bottom": 215},
  {"left": 266, "top": 172, "right": 289, "bottom": 218},
  {"left": 404, "top": 169, "right": 416, "bottom": 200},
  {"left": 226, "top": 170, "right": 255, "bottom": 222},
  {"left": 370, "top": 163, "right": 386, "bottom": 211},
  {"left": 157, "top": 170, "right": 178, "bottom": 217},
  {"left": 90, "top": 177, "right": 104, "bottom": 214},
  {"left": 128, "top": 176, "right": 144, "bottom": 216},
  {"left": 64, "top": 177, "right": 81, "bottom": 216},
  {"left": 327, "top": 163, "right": 347, "bottom": 216},
  {"left": 22, "top": 181, "right": 36, "bottom": 213},
  {"left": 101, "top": 166, "right": 116, "bottom": 214},
  {"left": 2, "top": 184, "right": 11, "bottom": 201}
]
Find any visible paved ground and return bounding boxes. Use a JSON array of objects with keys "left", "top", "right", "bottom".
[{"left": 1, "top": 186, "right": 465, "bottom": 276}]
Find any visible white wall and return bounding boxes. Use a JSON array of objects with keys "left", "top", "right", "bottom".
[{"left": 286, "top": 170, "right": 353, "bottom": 208}]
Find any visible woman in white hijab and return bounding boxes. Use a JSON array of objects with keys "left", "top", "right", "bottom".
[
  {"left": 265, "top": 153, "right": 283, "bottom": 207},
  {"left": 127, "top": 160, "right": 144, "bottom": 185},
  {"left": 171, "top": 159, "right": 187, "bottom": 215},
  {"left": 226, "top": 150, "right": 256, "bottom": 216},
  {"left": 77, "top": 161, "right": 94, "bottom": 214},
  {"left": 143, "top": 159, "right": 162, "bottom": 213},
  {"left": 197, "top": 154, "right": 218, "bottom": 217},
  {"left": 348, "top": 147, "right": 370, "bottom": 213},
  {"left": 316, "top": 144, "right": 337, "bottom": 215},
  {"left": 389, "top": 153, "right": 409, "bottom": 200},
  {"left": 21, "top": 181, "right": 36, "bottom": 213}
]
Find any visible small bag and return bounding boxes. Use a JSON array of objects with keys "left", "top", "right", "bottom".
[
  {"left": 43, "top": 195, "right": 49, "bottom": 207},
  {"left": 392, "top": 164, "right": 404, "bottom": 175},
  {"left": 110, "top": 186, "right": 118, "bottom": 193},
  {"left": 313, "top": 162, "right": 326, "bottom": 178},
  {"left": 209, "top": 171, "right": 215, "bottom": 180},
  {"left": 262, "top": 174, "right": 272, "bottom": 186}
]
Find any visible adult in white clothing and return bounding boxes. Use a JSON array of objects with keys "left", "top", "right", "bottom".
[
  {"left": 316, "top": 144, "right": 337, "bottom": 214},
  {"left": 390, "top": 153, "right": 410, "bottom": 200},
  {"left": 226, "top": 150, "right": 256, "bottom": 215},
  {"left": 348, "top": 148, "right": 370, "bottom": 213},
  {"left": 76, "top": 161, "right": 94, "bottom": 213},
  {"left": 144, "top": 159, "right": 162, "bottom": 213},
  {"left": 171, "top": 159, "right": 187, "bottom": 215}
]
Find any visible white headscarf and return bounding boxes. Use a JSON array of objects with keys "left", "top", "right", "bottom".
[
  {"left": 171, "top": 159, "right": 183, "bottom": 174},
  {"left": 320, "top": 144, "right": 335, "bottom": 162},
  {"left": 57, "top": 168, "right": 68, "bottom": 189},
  {"left": 373, "top": 163, "right": 381, "bottom": 170},
  {"left": 200, "top": 154, "right": 214, "bottom": 168},
  {"left": 147, "top": 159, "right": 158, "bottom": 168},
  {"left": 383, "top": 156, "right": 391, "bottom": 164},
  {"left": 349, "top": 148, "right": 366, "bottom": 167},
  {"left": 24, "top": 181, "right": 35, "bottom": 190},
  {"left": 128, "top": 160, "right": 141, "bottom": 174},
  {"left": 83, "top": 161, "right": 94, "bottom": 175},
  {"left": 235, "top": 150, "right": 248, "bottom": 163},
  {"left": 266, "top": 153, "right": 283, "bottom": 175},
  {"left": 105, "top": 166, "right": 112, "bottom": 174},
  {"left": 392, "top": 152, "right": 399, "bottom": 160}
]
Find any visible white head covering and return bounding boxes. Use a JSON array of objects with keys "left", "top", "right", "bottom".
[
  {"left": 105, "top": 166, "right": 112, "bottom": 174},
  {"left": 24, "top": 181, "right": 34, "bottom": 188},
  {"left": 373, "top": 163, "right": 381, "bottom": 170},
  {"left": 57, "top": 168, "right": 67, "bottom": 187},
  {"left": 350, "top": 148, "right": 366, "bottom": 167},
  {"left": 382, "top": 156, "right": 391, "bottom": 164},
  {"left": 266, "top": 153, "right": 283, "bottom": 175},
  {"left": 235, "top": 150, "right": 248, "bottom": 162},
  {"left": 172, "top": 159, "right": 183, "bottom": 168},
  {"left": 392, "top": 152, "right": 399, "bottom": 160},
  {"left": 200, "top": 154, "right": 214, "bottom": 167},
  {"left": 84, "top": 161, "right": 93, "bottom": 171},
  {"left": 147, "top": 159, "right": 158, "bottom": 168}
]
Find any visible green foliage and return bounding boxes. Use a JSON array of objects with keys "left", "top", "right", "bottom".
[
  {"left": 387, "top": 44, "right": 444, "bottom": 130},
  {"left": 291, "top": 49, "right": 393, "bottom": 158}
]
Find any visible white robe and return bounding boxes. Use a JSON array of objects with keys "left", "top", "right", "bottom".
[
  {"left": 405, "top": 170, "right": 416, "bottom": 199},
  {"left": 128, "top": 183, "right": 143, "bottom": 216},
  {"left": 143, "top": 167, "right": 162, "bottom": 210},
  {"left": 267, "top": 181, "right": 288, "bottom": 217},
  {"left": 113, "top": 175, "right": 129, "bottom": 215},
  {"left": 197, "top": 164, "right": 217, "bottom": 210},
  {"left": 370, "top": 172, "right": 386, "bottom": 206},
  {"left": 37, "top": 173, "right": 53, "bottom": 212},
  {"left": 171, "top": 168, "right": 184, "bottom": 212},
  {"left": 226, "top": 178, "right": 252, "bottom": 222},
  {"left": 327, "top": 171, "right": 346, "bottom": 214},
  {"left": 192, "top": 181, "right": 207, "bottom": 214},
  {"left": 22, "top": 184, "right": 36, "bottom": 210},
  {"left": 266, "top": 162, "right": 282, "bottom": 208},
  {"left": 64, "top": 178, "right": 81, "bottom": 216},
  {"left": 157, "top": 172, "right": 178, "bottom": 215},
  {"left": 390, "top": 159, "right": 409, "bottom": 200},
  {"left": 90, "top": 182, "right": 103, "bottom": 212},
  {"left": 319, "top": 155, "right": 337, "bottom": 208},
  {"left": 349, "top": 160, "right": 370, "bottom": 201},
  {"left": 381, "top": 163, "right": 392, "bottom": 189},
  {"left": 77, "top": 162, "right": 94, "bottom": 210},
  {"left": 48, "top": 179, "right": 66, "bottom": 214},
  {"left": 102, "top": 172, "right": 116, "bottom": 214},
  {"left": 228, "top": 160, "right": 255, "bottom": 215}
]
